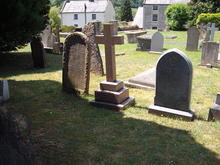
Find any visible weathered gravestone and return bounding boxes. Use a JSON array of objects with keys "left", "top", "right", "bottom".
[
  {"left": 90, "top": 24, "right": 135, "bottom": 111},
  {"left": 30, "top": 36, "right": 46, "bottom": 68},
  {"left": 110, "top": 20, "right": 118, "bottom": 35},
  {"left": 200, "top": 41, "right": 219, "bottom": 68},
  {"left": 208, "top": 93, "right": 220, "bottom": 121},
  {"left": 149, "top": 49, "right": 195, "bottom": 121},
  {"left": 136, "top": 32, "right": 164, "bottom": 53},
  {"left": 62, "top": 32, "right": 90, "bottom": 94},
  {"left": 82, "top": 22, "right": 104, "bottom": 75},
  {"left": 125, "top": 68, "right": 156, "bottom": 90},
  {"left": 186, "top": 27, "right": 200, "bottom": 51},
  {"left": 0, "top": 80, "right": 10, "bottom": 104}
]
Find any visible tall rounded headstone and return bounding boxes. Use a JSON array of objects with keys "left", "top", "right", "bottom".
[
  {"left": 62, "top": 32, "right": 90, "bottom": 95},
  {"left": 149, "top": 49, "right": 195, "bottom": 121}
]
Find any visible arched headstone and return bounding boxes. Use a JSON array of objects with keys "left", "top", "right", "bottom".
[
  {"left": 62, "top": 32, "right": 90, "bottom": 94},
  {"left": 149, "top": 49, "right": 195, "bottom": 121},
  {"left": 186, "top": 27, "right": 200, "bottom": 51},
  {"left": 150, "top": 32, "right": 164, "bottom": 53}
]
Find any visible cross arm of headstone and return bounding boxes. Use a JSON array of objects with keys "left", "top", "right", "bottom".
[{"left": 95, "top": 35, "right": 124, "bottom": 45}]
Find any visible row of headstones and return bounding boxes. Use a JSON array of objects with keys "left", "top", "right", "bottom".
[
  {"left": 186, "top": 23, "right": 219, "bottom": 68},
  {"left": 61, "top": 23, "right": 220, "bottom": 122}
]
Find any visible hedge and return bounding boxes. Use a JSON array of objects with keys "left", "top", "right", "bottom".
[{"left": 196, "top": 13, "right": 220, "bottom": 28}]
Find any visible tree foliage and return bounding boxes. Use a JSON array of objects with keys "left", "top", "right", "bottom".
[
  {"left": 120, "top": 0, "right": 133, "bottom": 22},
  {"left": 188, "top": 0, "right": 220, "bottom": 25},
  {"left": 49, "top": 6, "right": 61, "bottom": 30},
  {"left": 0, "top": 0, "right": 50, "bottom": 52},
  {"left": 50, "top": 0, "right": 64, "bottom": 7},
  {"left": 165, "top": 3, "right": 190, "bottom": 30},
  {"left": 196, "top": 13, "right": 220, "bottom": 28}
]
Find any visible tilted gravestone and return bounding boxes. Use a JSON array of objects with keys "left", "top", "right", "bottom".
[
  {"left": 30, "top": 36, "right": 46, "bottom": 68},
  {"left": 82, "top": 22, "right": 104, "bottom": 76},
  {"left": 208, "top": 93, "right": 220, "bottom": 121},
  {"left": 149, "top": 49, "right": 195, "bottom": 121},
  {"left": 186, "top": 27, "right": 200, "bottom": 51},
  {"left": 62, "top": 32, "right": 90, "bottom": 94},
  {"left": 200, "top": 41, "right": 219, "bottom": 68},
  {"left": 0, "top": 80, "right": 10, "bottom": 104}
]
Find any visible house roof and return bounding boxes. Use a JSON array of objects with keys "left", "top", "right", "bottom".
[
  {"left": 61, "top": 0, "right": 108, "bottom": 13},
  {"left": 143, "top": 0, "right": 190, "bottom": 5}
]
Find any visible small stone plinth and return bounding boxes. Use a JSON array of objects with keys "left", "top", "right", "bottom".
[
  {"left": 208, "top": 93, "right": 220, "bottom": 121},
  {"left": 125, "top": 31, "right": 147, "bottom": 43},
  {"left": 90, "top": 81, "right": 135, "bottom": 111}
]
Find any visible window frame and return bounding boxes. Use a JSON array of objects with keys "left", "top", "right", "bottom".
[
  {"left": 152, "top": 14, "right": 158, "bottom": 22},
  {"left": 74, "top": 14, "right": 78, "bottom": 20}
]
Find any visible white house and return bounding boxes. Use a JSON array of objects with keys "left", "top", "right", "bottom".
[
  {"left": 60, "top": 0, "right": 115, "bottom": 28},
  {"left": 133, "top": 0, "right": 190, "bottom": 30}
]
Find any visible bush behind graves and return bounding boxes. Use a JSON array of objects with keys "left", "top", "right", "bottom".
[
  {"left": 0, "top": 0, "right": 50, "bottom": 52},
  {"left": 165, "top": 3, "right": 190, "bottom": 30},
  {"left": 196, "top": 13, "right": 220, "bottom": 29},
  {"left": 60, "top": 25, "right": 76, "bottom": 32}
]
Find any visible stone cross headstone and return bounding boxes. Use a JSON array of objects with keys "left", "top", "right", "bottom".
[
  {"left": 207, "top": 23, "right": 219, "bottom": 41},
  {"left": 0, "top": 80, "right": 10, "bottom": 104},
  {"left": 149, "top": 49, "right": 195, "bottom": 121},
  {"left": 200, "top": 41, "right": 219, "bottom": 68},
  {"left": 186, "top": 26, "right": 200, "bottom": 51},
  {"left": 204, "top": 23, "right": 211, "bottom": 41},
  {"left": 30, "top": 36, "right": 46, "bottom": 68},
  {"left": 62, "top": 32, "right": 90, "bottom": 94},
  {"left": 82, "top": 22, "right": 104, "bottom": 76},
  {"left": 90, "top": 24, "right": 135, "bottom": 111}
]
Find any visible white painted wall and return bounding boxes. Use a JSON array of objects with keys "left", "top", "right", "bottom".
[
  {"left": 61, "top": 12, "right": 105, "bottom": 28},
  {"left": 104, "top": 1, "right": 115, "bottom": 22}
]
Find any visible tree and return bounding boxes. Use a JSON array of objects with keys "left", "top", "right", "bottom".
[
  {"left": 50, "top": 0, "right": 64, "bottom": 7},
  {"left": 0, "top": 0, "right": 50, "bottom": 52},
  {"left": 120, "top": 0, "right": 133, "bottom": 22},
  {"left": 49, "top": 7, "right": 61, "bottom": 31},
  {"left": 165, "top": 3, "right": 190, "bottom": 30},
  {"left": 188, "top": 0, "right": 220, "bottom": 26}
]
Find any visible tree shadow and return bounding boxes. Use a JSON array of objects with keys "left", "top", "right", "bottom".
[
  {"left": 0, "top": 52, "right": 62, "bottom": 78},
  {"left": 6, "top": 79, "right": 220, "bottom": 165}
]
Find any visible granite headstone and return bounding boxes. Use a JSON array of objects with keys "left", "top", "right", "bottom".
[
  {"left": 186, "top": 27, "right": 200, "bottom": 51},
  {"left": 0, "top": 80, "right": 10, "bottom": 104},
  {"left": 62, "top": 32, "right": 90, "bottom": 94},
  {"left": 149, "top": 49, "right": 195, "bottom": 121},
  {"left": 208, "top": 93, "right": 220, "bottom": 121}
]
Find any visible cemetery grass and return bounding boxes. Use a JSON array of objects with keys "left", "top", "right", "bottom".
[{"left": 1, "top": 31, "right": 220, "bottom": 165}]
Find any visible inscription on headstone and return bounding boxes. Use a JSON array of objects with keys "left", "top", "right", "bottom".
[
  {"left": 149, "top": 49, "right": 195, "bottom": 121},
  {"left": 62, "top": 32, "right": 90, "bottom": 94}
]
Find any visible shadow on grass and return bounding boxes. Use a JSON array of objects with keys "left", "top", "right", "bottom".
[
  {"left": 0, "top": 52, "right": 62, "bottom": 78},
  {"left": 6, "top": 79, "right": 220, "bottom": 165}
]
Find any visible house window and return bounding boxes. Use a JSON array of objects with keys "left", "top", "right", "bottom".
[
  {"left": 74, "top": 24, "right": 78, "bottom": 27},
  {"left": 152, "top": 26, "right": 158, "bottom": 30},
  {"left": 152, "top": 14, "right": 158, "bottom": 21},
  {"left": 74, "top": 14, "right": 78, "bottom": 20},
  {"left": 92, "top": 14, "right": 96, "bottom": 20},
  {"left": 153, "top": 5, "right": 158, "bottom": 10}
]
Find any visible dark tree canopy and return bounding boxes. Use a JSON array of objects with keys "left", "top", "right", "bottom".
[
  {"left": 188, "top": 0, "right": 220, "bottom": 25},
  {"left": 120, "top": 0, "right": 133, "bottom": 22},
  {"left": 0, "top": 0, "right": 50, "bottom": 51},
  {"left": 50, "top": 0, "right": 64, "bottom": 7}
]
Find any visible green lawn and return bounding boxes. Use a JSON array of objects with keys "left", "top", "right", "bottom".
[{"left": 1, "top": 31, "right": 220, "bottom": 165}]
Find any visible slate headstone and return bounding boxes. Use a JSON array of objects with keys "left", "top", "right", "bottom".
[
  {"left": 186, "top": 27, "right": 200, "bottom": 51},
  {"left": 82, "top": 22, "right": 104, "bottom": 76},
  {"left": 201, "top": 41, "right": 219, "bottom": 68},
  {"left": 149, "top": 49, "right": 195, "bottom": 121},
  {"left": 0, "top": 80, "right": 10, "bottom": 104},
  {"left": 62, "top": 32, "right": 90, "bottom": 94},
  {"left": 30, "top": 36, "right": 46, "bottom": 68}
]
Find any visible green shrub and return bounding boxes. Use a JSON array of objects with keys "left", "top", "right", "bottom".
[
  {"left": 196, "top": 13, "right": 220, "bottom": 28},
  {"left": 165, "top": 3, "right": 190, "bottom": 30},
  {"left": 60, "top": 25, "right": 76, "bottom": 32},
  {"left": 118, "top": 25, "right": 138, "bottom": 31}
]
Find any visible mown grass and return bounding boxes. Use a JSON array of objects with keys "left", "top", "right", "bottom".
[{"left": 0, "top": 31, "right": 220, "bottom": 165}]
